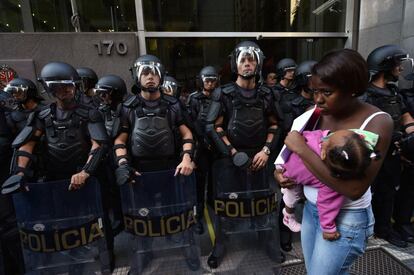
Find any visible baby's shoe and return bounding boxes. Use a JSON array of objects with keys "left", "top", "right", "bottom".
[{"left": 282, "top": 208, "right": 301, "bottom": 232}]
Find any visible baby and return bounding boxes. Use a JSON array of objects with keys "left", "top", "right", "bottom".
[{"left": 281, "top": 129, "right": 379, "bottom": 240}]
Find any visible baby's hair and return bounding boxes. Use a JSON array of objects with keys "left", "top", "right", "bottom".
[{"left": 326, "top": 132, "right": 379, "bottom": 179}]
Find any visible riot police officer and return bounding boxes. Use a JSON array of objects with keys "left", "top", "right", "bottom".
[
  {"left": 205, "top": 41, "right": 281, "bottom": 268},
  {"left": 77, "top": 67, "right": 100, "bottom": 107},
  {"left": 292, "top": 60, "right": 317, "bottom": 116},
  {"left": 187, "top": 66, "right": 219, "bottom": 234},
  {"left": 361, "top": 45, "right": 414, "bottom": 248},
  {"left": 161, "top": 75, "right": 181, "bottom": 98},
  {"left": 4, "top": 78, "right": 44, "bottom": 135},
  {"left": 2, "top": 61, "right": 109, "bottom": 241},
  {"left": 113, "top": 54, "right": 199, "bottom": 271},
  {"left": 393, "top": 72, "right": 414, "bottom": 242},
  {"left": 0, "top": 90, "right": 24, "bottom": 275},
  {"left": 95, "top": 74, "right": 127, "bottom": 236}
]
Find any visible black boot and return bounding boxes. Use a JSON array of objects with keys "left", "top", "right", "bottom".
[{"left": 207, "top": 242, "right": 226, "bottom": 269}]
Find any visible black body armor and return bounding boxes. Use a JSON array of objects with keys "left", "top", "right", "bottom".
[
  {"left": 224, "top": 84, "right": 268, "bottom": 149},
  {"left": 126, "top": 97, "right": 176, "bottom": 160},
  {"left": 273, "top": 84, "right": 300, "bottom": 131},
  {"left": 188, "top": 91, "right": 211, "bottom": 138},
  {"left": 363, "top": 84, "right": 403, "bottom": 131},
  {"left": 39, "top": 105, "right": 93, "bottom": 179},
  {"left": 400, "top": 88, "right": 414, "bottom": 117}
]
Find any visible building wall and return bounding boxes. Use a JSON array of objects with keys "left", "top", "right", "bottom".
[
  {"left": 0, "top": 32, "right": 139, "bottom": 92},
  {"left": 358, "top": 0, "right": 414, "bottom": 88}
]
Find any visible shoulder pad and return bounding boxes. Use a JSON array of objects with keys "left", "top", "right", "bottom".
[
  {"left": 89, "top": 108, "right": 103, "bottom": 122},
  {"left": 26, "top": 111, "right": 37, "bottom": 125},
  {"left": 188, "top": 91, "right": 199, "bottom": 99},
  {"left": 38, "top": 106, "right": 51, "bottom": 119},
  {"left": 258, "top": 85, "right": 271, "bottom": 95},
  {"left": 211, "top": 87, "right": 222, "bottom": 101},
  {"left": 222, "top": 83, "right": 236, "bottom": 95},
  {"left": 162, "top": 94, "right": 179, "bottom": 104},
  {"left": 123, "top": 95, "right": 139, "bottom": 108},
  {"left": 10, "top": 110, "right": 26, "bottom": 123},
  {"left": 75, "top": 104, "right": 90, "bottom": 119}
]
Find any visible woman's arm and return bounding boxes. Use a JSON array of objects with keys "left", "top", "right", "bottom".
[{"left": 285, "top": 115, "right": 393, "bottom": 200}]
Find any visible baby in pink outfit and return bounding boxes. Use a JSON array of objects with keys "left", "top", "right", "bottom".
[{"left": 282, "top": 129, "right": 379, "bottom": 240}]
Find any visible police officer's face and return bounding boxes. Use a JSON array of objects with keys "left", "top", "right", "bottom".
[
  {"left": 391, "top": 63, "right": 403, "bottom": 78},
  {"left": 203, "top": 79, "right": 217, "bottom": 91},
  {"left": 284, "top": 69, "right": 295, "bottom": 80},
  {"left": 237, "top": 54, "right": 257, "bottom": 76},
  {"left": 54, "top": 84, "right": 76, "bottom": 102},
  {"left": 140, "top": 70, "right": 160, "bottom": 89},
  {"left": 266, "top": 73, "right": 277, "bottom": 87}
]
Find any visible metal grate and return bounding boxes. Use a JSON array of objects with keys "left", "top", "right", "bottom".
[{"left": 279, "top": 247, "right": 414, "bottom": 275}]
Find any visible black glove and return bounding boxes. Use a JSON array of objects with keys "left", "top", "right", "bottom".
[
  {"left": 2, "top": 174, "right": 26, "bottom": 195},
  {"left": 232, "top": 152, "right": 252, "bottom": 169},
  {"left": 115, "top": 163, "right": 137, "bottom": 186}
]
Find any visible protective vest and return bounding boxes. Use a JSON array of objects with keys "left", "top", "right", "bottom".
[
  {"left": 39, "top": 105, "right": 91, "bottom": 177},
  {"left": 225, "top": 84, "right": 268, "bottom": 149},
  {"left": 129, "top": 97, "right": 175, "bottom": 159},
  {"left": 273, "top": 84, "right": 300, "bottom": 131},
  {"left": 364, "top": 85, "right": 403, "bottom": 131}
]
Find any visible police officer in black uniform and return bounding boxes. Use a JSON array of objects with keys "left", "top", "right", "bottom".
[
  {"left": 2, "top": 62, "right": 110, "bottom": 268},
  {"left": 205, "top": 41, "right": 281, "bottom": 268},
  {"left": 4, "top": 78, "right": 44, "bottom": 135},
  {"left": 292, "top": 60, "right": 317, "bottom": 117},
  {"left": 393, "top": 72, "right": 414, "bottom": 242},
  {"left": 113, "top": 54, "right": 199, "bottom": 271},
  {"left": 187, "top": 66, "right": 219, "bottom": 234},
  {"left": 361, "top": 45, "right": 414, "bottom": 248},
  {"left": 0, "top": 90, "right": 24, "bottom": 275},
  {"left": 95, "top": 74, "right": 128, "bottom": 236},
  {"left": 77, "top": 67, "right": 100, "bottom": 107}
]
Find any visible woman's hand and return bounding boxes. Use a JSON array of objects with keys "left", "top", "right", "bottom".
[
  {"left": 274, "top": 168, "right": 296, "bottom": 189},
  {"left": 285, "top": 131, "right": 308, "bottom": 155},
  {"left": 323, "top": 231, "right": 341, "bottom": 241}
]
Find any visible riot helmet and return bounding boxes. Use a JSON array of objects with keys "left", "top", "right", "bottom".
[
  {"left": 161, "top": 76, "right": 180, "bottom": 97},
  {"left": 199, "top": 66, "right": 219, "bottom": 92},
  {"left": 230, "top": 41, "right": 264, "bottom": 80},
  {"left": 94, "top": 74, "right": 127, "bottom": 104},
  {"left": 295, "top": 60, "right": 317, "bottom": 88},
  {"left": 276, "top": 58, "right": 297, "bottom": 80},
  {"left": 38, "top": 62, "right": 80, "bottom": 104},
  {"left": 367, "top": 45, "right": 413, "bottom": 82},
  {"left": 130, "top": 54, "right": 165, "bottom": 93},
  {"left": 76, "top": 67, "right": 98, "bottom": 93},
  {"left": 4, "top": 78, "right": 41, "bottom": 104}
]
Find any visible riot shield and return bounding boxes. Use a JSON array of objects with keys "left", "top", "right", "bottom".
[
  {"left": 210, "top": 157, "right": 282, "bottom": 273},
  {"left": 120, "top": 169, "right": 200, "bottom": 274},
  {"left": 12, "top": 177, "right": 111, "bottom": 275}
]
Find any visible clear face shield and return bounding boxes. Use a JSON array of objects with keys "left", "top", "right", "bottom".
[
  {"left": 4, "top": 84, "right": 28, "bottom": 102},
  {"left": 44, "top": 80, "right": 78, "bottom": 102},
  {"left": 134, "top": 61, "right": 162, "bottom": 86},
  {"left": 161, "top": 80, "right": 178, "bottom": 96},
  {"left": 93, "top": 85, "right": 113, "bottom": 104},
  {"left": 235, "top": 46, "right": 262, "bottom": 78},
  {"left": 201, "top": 75, "right": 218, "bottom": 91}
]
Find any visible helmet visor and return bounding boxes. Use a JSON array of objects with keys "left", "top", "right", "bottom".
[
  {"left": 93, "top": 85, "right": 113, "bottom": 98},
  {"left": 236, "top": 46, "right": 262, "bottom": 68},
  {"left": 4, "top": 84, "right": 28, "bottom": 99},
  {"left": 44, "top": 80, "right": 77, "bottom": 100},
  {"left": 134, "top": 62, "right": 162, "bottom": 81},
  {"left": 201, "top": 76, "right": 218, "bottom": 83},
  {"left": 161, "top": 80, "right": 178, "bottom": 96}
]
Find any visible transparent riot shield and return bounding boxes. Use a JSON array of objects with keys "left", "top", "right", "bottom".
[
  {"left": 210, "top": 158, "right": 282, "bottom": 273},
  {"left": 12, "top": 177, "right": 111, "bottom": 275},
  {"left": 120, "top": 169, "right": 200, "bottom": 274}
]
